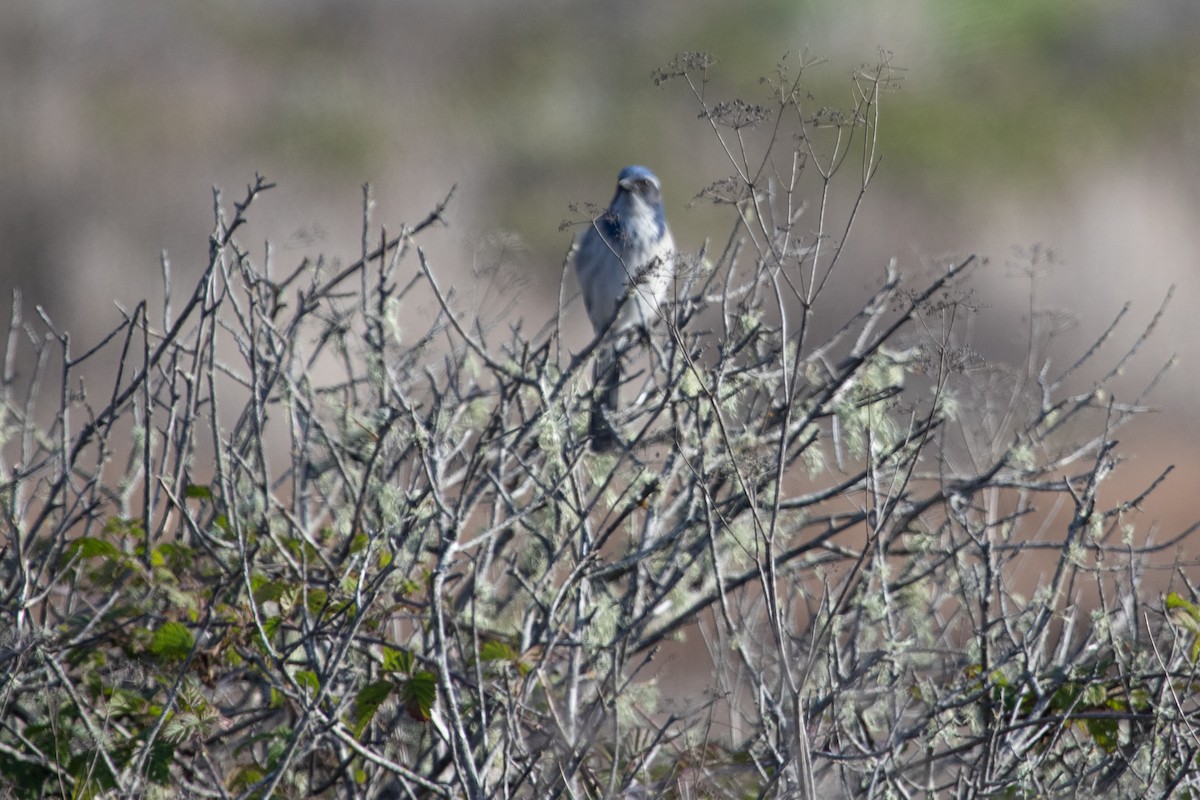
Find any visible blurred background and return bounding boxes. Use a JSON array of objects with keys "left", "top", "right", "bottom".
[{"left": 3, "top": 0, "right": 1198, "bottom": 528}]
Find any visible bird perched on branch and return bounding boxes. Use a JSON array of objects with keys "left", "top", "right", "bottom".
[{"left": 574, "top": 165, "right": 675, "bottom": 451}]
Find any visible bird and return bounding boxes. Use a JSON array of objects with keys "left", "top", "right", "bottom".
[{"left": 574, "top": 165, "right": 675, "bottom": 450}]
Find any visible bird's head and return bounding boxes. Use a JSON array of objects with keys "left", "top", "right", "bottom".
[
  {"left": 608, "top": 165, "right": 667, "bottom": 242},
  {"left": 616, "top": 165, "right": 663, "bottom": 208}
]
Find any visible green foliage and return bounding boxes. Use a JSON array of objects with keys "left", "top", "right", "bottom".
[
  {"left": 1166, "top": 591, "right": 1200, "bottom": 663},
  {"left": 64, "top": 536, "right": 122, "bottom": 562},
  {"left": 149, "top": 621, "right": 195, "bottom": 661},
  {"left": 398, "top": 672, "right": 437, "bottom": 723},
  {"left": 353, "top": 680, "right": 396, "bottom": 737}
]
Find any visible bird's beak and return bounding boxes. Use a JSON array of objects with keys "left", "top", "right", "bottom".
[{"left": 618, "top": 178, "right": 635, "bottom": 191}]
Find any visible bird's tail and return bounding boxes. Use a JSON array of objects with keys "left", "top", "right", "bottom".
[{"left": 589, "top": 344, "right": 620, "bottom": 452}]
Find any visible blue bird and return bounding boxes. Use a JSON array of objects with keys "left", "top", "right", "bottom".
[{"left": 574, "top": 165, "right": 675, "bottom": 450}]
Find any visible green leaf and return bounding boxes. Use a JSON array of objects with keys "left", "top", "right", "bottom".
[
  {"left": 262, "top": 616, "right": 282, "bottom": 641},
  {"left": 353, "top": 680, "right": 395, "bottom": 737},
  {"left": 265, "top": 733, "right": 288, "bottom": 766},
  {"left": 144, "top": 740, "right": 174, "bottom": 784},
  {"left": 294, "top": 670, "right": 320, "bottom": 693},
  {"left": 184, "top": 484, "right": 212, "bottom": 499},
  {"left": 1126, "top": 687, "right": 1152, "bottom": 712},
  {"left": 1049, "top": 682, "right": 1081, "bottom": 712},
  {"left": 479, "top": 639, "right": 518, "bottom": 664},
  {"left": 149, "top": 622, "right": 194, "bottom": 661},
  {"left": 400, "top": 671, "right": 437, "bottom": 722},
  {"left": 253, "top": 579, "right": 290, "bottom": 605},
  {"left": 229, "top": 766, "right": 264, "bottom": 792},
  {"left": 304, "top": 588, "right": 329, "bottom": 614},
  {"left": 381, "top": 646, "right": 413, "bottom": 674},
  {"left": 66, "top": 537, "right": 121, "bottom": 561},
  {"left": 1081, "top": 683, "right": 1108, "bottom": 707},
  {"left": 103, "top": 517, "right": 145, "bottom": 538},
  {"left": 1165, "top": 591, "right": 1200, "bottom": 616},
  {"left": 0, "top": 749, "right": 55, "bottom": 798},
  {"left": 1167, "top": 592, "right": 1200, "bottom": 633},
  {"left": 1086, "top": 715, "right": 1120, "bottom": 752},
  {"left": 108, "top": 687, "right": 149, "bottom": 717},
  {"left": 69, "top": 749, "right": 118, "bottom": 797},
  {"left": 153, "top": 543, "right": 194, "bottom": 572}
]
